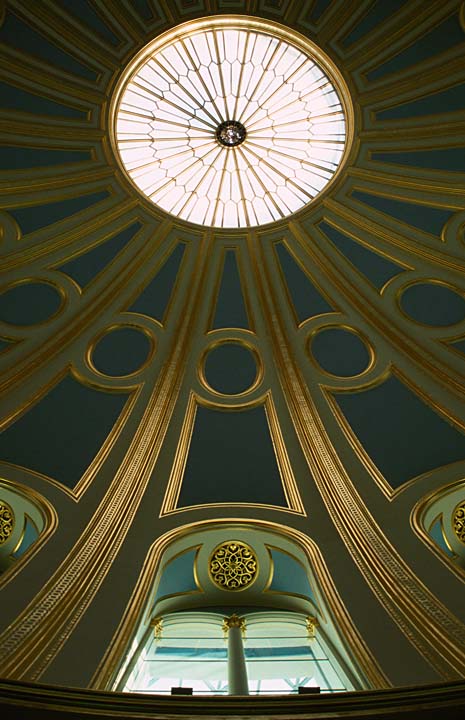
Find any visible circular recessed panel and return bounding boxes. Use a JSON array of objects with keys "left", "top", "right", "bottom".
[
  {"left": 452, "top": 500, "right": 465, "bottom": 544},
  {"left": 0, "top": 281, "right": 63, "bottom": 326},
  {"left": 0, "top": 501, "right": 14, "bottom": 546},
  {"left": 203, "top": 342, "right": 258, "bottom": 394},
  {"left": 400, "top": 282, "right": 465, "bottom": 327},
  {"left": 113, "top": 17, "right": 349, "bottom": 228},
  {"left": 310, "top": 327, "right": 371, "bottom": 377},
  {"left": 91, "top": 326, "right": 153, "bottom": 377},
  {"left": 209, "top": 540, "right": 258, "bottom": 590}
]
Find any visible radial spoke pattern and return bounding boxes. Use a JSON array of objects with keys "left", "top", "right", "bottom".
[{"left": 116, "top": 27, "right": 346, "bottom": 227}]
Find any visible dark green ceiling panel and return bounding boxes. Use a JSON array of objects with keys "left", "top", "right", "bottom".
[
  {"left": 212, "top": 250, "right": 249, "bottom": 330},
  {"left": 0, "top": 374, "right": 129, "bottom": 489},
  {"left": 0, "top": 147, "right": 91, "bottom": 170},
  {"left": 371, "top": 149, "right": 465, "bottom": 172},
  {"left": 275, "top": 242, "right": 333, "bottom": 323},
  {"left": 0, "top": 281, "right": 62, "bottom": 326},
  {"left": 310, "top": 328, "right": 371, "bottom": 377},
  {"left": 153, "top": 549, "right": 198, "bottom": 605},
  {"left": 177, "top": 405, "right": 287, "bottom": 508},
  {"left": 268, "top": 548, "right": 316, "bottom": 604},
  {"left": 309, "top": 0, "right": 333, "bottom": 22},
  {"left": 0, "top": 12, "right": 97, "bottom": 80},
  {"left": 56, "top": 0, "right": 120, "bottom": 45},
  {"left": 204, "top": 343, "right": 257, "bottom": 394},
  {"left": 91, "top": 327, "right": 152, "bottom": 377},
  {"left": 333, "top": 375, "right": 465, "bottom": 489},
  {"left": 57, "top": 223, "right": 142, "bottom": 288},
  {"left": 130, "top": 0, "right": 154, "bottom": 21},
  {"left": 376, "top": 82, "right": 465, "bottom": 121},
  {"left": 342, "top": 0, "right": 407, "bottom": 47},
  {"left": 367, "top": 14, "right": 464, "bottom": 81},
  {"left": 400, "top": 283, "right": 465, "bottom": 327},
  {"left": 9, "top": 191, "right": 110, "bottom": 235},
  {"left": 128, "top": 243, "right": 185, "bottom": 323},
  {"left": 352, "top": 190, "right": 454, "bottom": 236},
  {"left": 319, "top": 221, "right": 404, "bottom": 289},
  {"left": 0, "top": 81, "right": 86, "bottom": 119}
]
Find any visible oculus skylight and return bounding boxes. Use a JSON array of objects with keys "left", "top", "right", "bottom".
[{"left": 113, "top": 17, "right": 349, "bottom": 228}]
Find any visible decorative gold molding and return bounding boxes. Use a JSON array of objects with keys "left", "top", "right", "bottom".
[
  {"left": 222, "top": 613, "right": 246, "bottom": 636},
  {"left": 0, "top": 501, "right": 14, "bottom": 545}
]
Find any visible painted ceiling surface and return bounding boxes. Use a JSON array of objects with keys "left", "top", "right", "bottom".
[{"left": 1, "top": 0, "right": 465, "bottom": 694}]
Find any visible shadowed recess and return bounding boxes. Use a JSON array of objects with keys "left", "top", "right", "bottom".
[
  {"left": 275, "top": 242, "right": 333, "bottom": 323},
  {"left": 130, "top": 0, "right": 154, "bottom": 20},
  {"left": 128, "top": 243, "right": 185, "bottom": 323},
  {"left": 0, "top": 281, "right": 62, "bottom": 326},
  {"left": 309, "top": 0, "right": 332, "bottom": 22},
  {"left": 0, "top": 338, "right": 14, "bottom": 353},
  {"left": 366, "top": 14, "right": 464, "bottom": 81},
  {"left": 0, "top": 81, "right": 86, "bottom": 118},
  {"left": 177, "top": 405, "right": 287, "bottom": 508},
  {"left": 372, "top": 148, "right": 465, "bottom": 172},
  {"left": 352, "top": 190, "right": 454, "bottom": 236},
  {"left": 376, "top": 82, "right": 465, "bottom": 120},
  {"left": 0, "top": 146, "right": 91, "bottom": 170},
  {"left": 450, "top": 338, "right": 465, "bottom": 356},
  {"left": 319, "top": 221, "right": 404, "bottom": 289},
  {"left": 333, "top": 375, "right": 465, "bottom": 489},
  {"left": 0, "top": 374, "right": 129, "bottom": 489},
  {"left": 429, "top": 517, "right": 455, "bottom": 558},
  {"left": 342, "top": 0, "right": 407, "bottom": 47},
  {"left": 91, "top": 327, "right": 152, "bottom": 377},
  {"left": 57, "top": 223, "right": 142, "bottom": 288},
  {"left": 310, "top": 328, "right": 370, "bottom": 377},
  {"left": 153, "top": 549, "right": 198, "bottom": 605},
  {"left": 268, "top": 548, "right": 316, "bottom": 604},
  {"left": 212, "top": 251, "right": 249, "bottom": 330},
  {"left": 400, "top": 282, "right": 465, "bottom": 327},
  {"left": 9, "top": 191, "right": 110, "bottom": 235},
  {"left": 204, "top": 343, "right": 257, "bottom": 395},
  {"left": 56, "top": 0, "right": 120, "bottom": 46},
  {"left": 0, "top": 11, "right": 98, "bottom": 80}
]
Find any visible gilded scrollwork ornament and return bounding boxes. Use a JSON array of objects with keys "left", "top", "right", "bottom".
[
  {"left": 209, "top": 541, "right": 258, "bottom": 590},
  {"left": 0, "top": 501, "right": 14, "bottom": 545},
  {"left": 452, "top": 501, "right": 465, "bottom": 544}
]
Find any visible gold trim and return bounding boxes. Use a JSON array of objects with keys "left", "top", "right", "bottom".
[
  {"left": 0, "top": 500, "right": 14, "bottom": 546},
  {"left": 86, "top": 322, "right": 156, "bottom": 380},
  {"left": 198, "top": 337, "right": 263, "bottom": 399},
  {"left": 307, "top": 323, "right": 375, "bottom": 380}
]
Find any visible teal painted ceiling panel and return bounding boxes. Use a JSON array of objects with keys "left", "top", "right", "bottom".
[
  {"left": 9, "top": 191, "right": 110, "bottom": 235},
  {"left": 128, "top": 243, "right": 185, "bottom": 323},
  {"left": 0, "top": 146, "right": 91, "bottom": 170},
  {"left": 0, "top": 374, "right": 129, "bottom": 489},
  {"left": 0, "top": 81, "right": 86, "bottom": 119},
  {"left": 371, "top": 148, "right": 465, "bottom": 173},
  {"left": 92, "top": 327, "right": 152, "bottom": 377},
  {"left": 153, "top": 549, "right": 198, "bottom": 604},
  {"left": 204, "top": 343, "right": 257, "bottom": 394},
  {"left": 376, "top": 82, "right": 465, "bottom": 121},
  {"left": 0, "top": 11, "right": 98, "bottom": 80},
  {"left": 269, "top": 548, "right": 316, "bottom": 604},
  {"left": 0, "top": 281, "right": 62, "bottom": 326},
  {"left": 367, "top": 14, "right": 464, "bottom": 81},
  {"left": 333, "top": 375, "right": 465, "bottom": 489},
  {"left": 212, "top": 251, "right": 249, "bottom": 330},
  {"left": 177, "top": 405, "right": 287, "bottom": 508},
  {"left": 352, "top": 190, "right": 454, "bottom": 236},
  {"left": 57, "top": 223, "right": 141, "bottom": 288},
  {"left": 400, "top": 283, "right": 465, "bottom": 327},
  {"left": 310, "top": 328, "right": 371, "bottom": 377},
  {"left": 319, "top": 221, "right": 404, "bottom": 289},
  {"left": 275, "top": 242, "right": 333, "bottom": 323},
  {"left": 342, "top": 0, "right": 407, "bottom": 47}
]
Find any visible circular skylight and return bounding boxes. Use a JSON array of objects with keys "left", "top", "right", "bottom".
[{"left": 112, "top": 17, "right": 350, "bottom": 228}]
